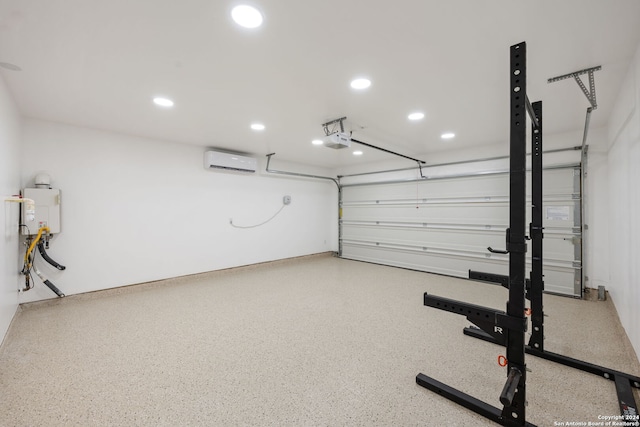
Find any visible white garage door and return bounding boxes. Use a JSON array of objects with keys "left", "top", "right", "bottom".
[{"left": 340, "top": 164, "right": 582, "bottom": 297}]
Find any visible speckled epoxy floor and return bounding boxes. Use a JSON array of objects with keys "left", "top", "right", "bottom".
[{"left": 1, "top": 254, "right": 639, "bottom": 426}]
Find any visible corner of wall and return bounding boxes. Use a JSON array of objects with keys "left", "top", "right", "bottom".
[
  {"left": 0, "top": 73, "right": 23, "bottom": 344},
  {"left": 604, "top": 39, "right": 640, "bottom": 359}
]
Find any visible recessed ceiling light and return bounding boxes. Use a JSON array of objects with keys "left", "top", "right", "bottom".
[
  {"left": 251, "top": 123, "right": 265, "bottom": 131},
  {"left": 153, "top": 97, "right": 174, "bottom": 107},
  {"left": 312, "top": 139, "right": 324, "bottom": 145},
  {"left": 350, "top": 78, "right": 371, "bottom": 90},
  {"left": 408, "top": 112, "right": 425, "bottom": 121},
  {"left": 441, "top": 132, "right": 455, "bottom": 140},
  {"left": 353, "top": 150, "right": 363, "bottom": 156},
  {"left": 231, "top": 5, "right": 263, "bottom": 28}
]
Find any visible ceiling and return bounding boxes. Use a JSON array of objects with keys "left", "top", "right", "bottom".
[{"left": 1, "top": 0, "right": 640, "bottom": 169}]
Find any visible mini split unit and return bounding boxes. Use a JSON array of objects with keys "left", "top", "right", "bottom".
[{"left": 204, "top": 150, "right": 257, "bottom": 173}]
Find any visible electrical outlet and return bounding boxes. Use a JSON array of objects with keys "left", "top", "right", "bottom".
[{"left": 283, "top": 195, "right": 291, "bottom": 205}]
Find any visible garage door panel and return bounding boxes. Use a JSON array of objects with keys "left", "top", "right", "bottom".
[
  {"left": 342, "top": 204, "right": 510, "bottom": 225},
  {"left": 342, "top": 242, "right": 507, "bottom": 278},
  {"left": 341, "top": 242, "right": 579, "bottom": 296},
  {"left": 343, "top": 174, "right": 510, "bottom": 201},
  {"left": 340, "top": 165, "right": 582, "bottom": 296},
  {"left": 341, "top": 225, "right": 507, "bottom": 254}
]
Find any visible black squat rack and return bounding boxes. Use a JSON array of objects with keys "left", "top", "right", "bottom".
[
  {"left": 466, "top": 67, "right": 640, "bottom": 425},
  {"left": 416, "top": 41, "right": 538, "bottom": 427}
]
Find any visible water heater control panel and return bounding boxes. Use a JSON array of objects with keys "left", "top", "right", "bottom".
[{"left": 21, "top": 188, "right": 61, "bottom": 235}]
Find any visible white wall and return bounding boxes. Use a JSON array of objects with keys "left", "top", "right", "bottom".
[
  {"left": 20, "top": 119, "right": 338, "bottom": 302},
  {"left": 605, "top": 41, "right": 640, "bottom": 356},
  {"left": 583, "top": 149, "right": 609, "bottom": 293},
  {"left": 0, "top": 74, "right": 22, "bottom": 342}
]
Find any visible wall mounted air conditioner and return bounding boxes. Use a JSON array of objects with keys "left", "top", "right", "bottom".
[{"left": 204, "top": 150, "right": 257, "bottom": 173}]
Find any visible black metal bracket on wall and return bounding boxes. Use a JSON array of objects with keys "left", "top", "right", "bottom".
[{"left": 416, "top": 42, "right": 535, "bottom": 426}]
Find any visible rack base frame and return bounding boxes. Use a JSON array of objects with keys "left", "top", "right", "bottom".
[
  {"left": 463, "top": 325, "right": 640, "bottom": 418},
  {"left": 415, "top": 374, "right": 536, "bottom": 427}
]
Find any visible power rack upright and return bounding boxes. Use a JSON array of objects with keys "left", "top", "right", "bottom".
[{"left": 416, "top": 41, "right": 539, "bottom": 427}]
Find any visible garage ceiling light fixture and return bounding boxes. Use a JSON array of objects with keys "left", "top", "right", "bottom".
[
  {"left": 231, "top": 5, "right": 263, "bottom": 28},
  {"left": 153, "top": 97, "right": 174, "bottom": 107},
  {"left": 350, "top": 78, "right": 371, "bottom": 90}
]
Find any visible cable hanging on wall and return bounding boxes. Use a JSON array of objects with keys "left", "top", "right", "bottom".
[{"left": 229, "top": 196, "right": 291, "bottom": 229}]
